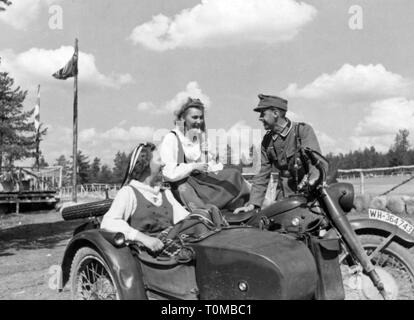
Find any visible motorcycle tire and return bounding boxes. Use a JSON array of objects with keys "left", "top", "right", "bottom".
[
  {"left": 61, "top": 199, "right": 113, "bottom": 221},
  {"left": 70, "top": 247, "right": 120, "bottom": 300},
  {"left": 343, "top": 234, "right": 414, "bottom": 300}
]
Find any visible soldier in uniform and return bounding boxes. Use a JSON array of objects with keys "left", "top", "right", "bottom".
[{"left": 234, "top": 94, "right": 329, "bottom": 213}]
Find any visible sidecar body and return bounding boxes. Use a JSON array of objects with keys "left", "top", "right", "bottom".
[{"left": 59, "top": 222, "right": 341, "bottom": 300}]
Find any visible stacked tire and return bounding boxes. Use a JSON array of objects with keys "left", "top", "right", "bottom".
[{"left": 61, "top": 199, "right": 113, "bottom": 221}]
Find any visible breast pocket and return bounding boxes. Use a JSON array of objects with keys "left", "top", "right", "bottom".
[{"left": 267, "top": 146, "right": 277, "bottom": 163}]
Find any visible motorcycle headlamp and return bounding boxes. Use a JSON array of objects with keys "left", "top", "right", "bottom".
[{"left": 327, "top": 183, "right": 355, "bottom": 213}]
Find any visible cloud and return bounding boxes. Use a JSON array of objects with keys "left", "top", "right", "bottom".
[
  {"left": 314, "top": 130, "right": 347, "bottom": 155},
  {"left": 282, "top": 64, "right": 412, "bottom": 102},
  {"left": 0, "top": 46, "right": 134, "bottom": 89},
  {"left": 137, "top": 81, "right": 211, "bottom": 115},
  {"left": 350, "top": 97, "right": 414, "bottom": 152},
  {"left": 0, "top": 0, "right": 60, "bottom": 30},
  {"left": 129, "top": 0, "right": 317, "bottom": 51}
]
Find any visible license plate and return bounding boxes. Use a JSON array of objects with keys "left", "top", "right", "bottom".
[{"left": 368, "top": 208, "right": 414, "bottom": 235}]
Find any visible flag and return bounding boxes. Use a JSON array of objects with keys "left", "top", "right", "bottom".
[
  {"left": 34, "top": 85, "right": 40, "bottom": 133},
  {"left": 52, "top": 49, "right": 78, "bottom": 80}
]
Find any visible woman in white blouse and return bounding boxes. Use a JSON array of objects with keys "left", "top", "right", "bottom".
[
  {"left": 159, "top": 98, "right": 250, "bottom": 213},
  {"left": 101, "top": 143, "right": 189, "bottom": 252}
]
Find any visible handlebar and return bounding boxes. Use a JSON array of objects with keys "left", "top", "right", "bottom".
[{"left": 302, "top": 147, "right": 327, "bottom": 189}]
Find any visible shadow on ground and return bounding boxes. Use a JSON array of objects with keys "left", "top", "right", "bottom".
[{"left": 0, "top": 219, "right": 87, "bottom": 256}]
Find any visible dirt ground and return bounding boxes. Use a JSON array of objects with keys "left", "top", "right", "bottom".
[{"left": 0, "top": 209, "right": 86, "bottom": 300}]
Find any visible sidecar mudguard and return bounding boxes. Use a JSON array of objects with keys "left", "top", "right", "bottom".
[
  {"left": 190, "top": 227, "right": 318, "bottom": 300},
  {"left": 59, "top": 229, "right": 147, "bottom": 300},
  {"left": 348, "top": 213, "right": 414, "bottom": 248}
]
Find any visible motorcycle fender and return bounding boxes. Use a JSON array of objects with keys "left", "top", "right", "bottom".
[
  {"left": 347, "top": 214, "right": 414, "bottom": 246},
  {"left": 60, "top": 229, "right": 147, "bottom": 300}
]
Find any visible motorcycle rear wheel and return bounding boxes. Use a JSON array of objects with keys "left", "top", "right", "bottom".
[
  {"left": 341, "top": 235, "right": 414, "bottom": 300},
  {"left": 70, "top": 247, "right": 120, "bottom": 300}
]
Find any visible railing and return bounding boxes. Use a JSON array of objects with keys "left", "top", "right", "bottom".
[
  {"left": 338, "top": 165, "right": 414, "bottom": 195},
  {"left": 59, "top": 184, "right": 121, "bottom": 200}
]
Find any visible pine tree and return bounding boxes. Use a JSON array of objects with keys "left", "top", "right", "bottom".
[
  {"left": 112, "top": 151, "right": 129, "bottom": 184},
  {"left": 0, "top": 64, "right": 38, "bottom": 168},
  {"left": 72, "top": 150, "right": 90, "bottom": 184},
  {"left": 98, "top": 165, "right": 113, "bottom": 183},
  {"left": 38, "top": 155, "right": 49, "bottom": 168},
  {"left": 0, "top": 0, "right": 11, "bottom": 11},
  {"left": 90, "top": 157, "right": 101, "bottom": 183},
  {"left": 388, "top": 129, "right": 410, "bottom": 166}
]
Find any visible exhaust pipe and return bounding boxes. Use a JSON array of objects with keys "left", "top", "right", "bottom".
[{"left": 321, "top": 188, "right": 388, "bottom": 299}]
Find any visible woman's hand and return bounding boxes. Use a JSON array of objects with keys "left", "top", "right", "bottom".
[
  {"left": 140, "top": 234, "right": 164, "bottom": 252},
  {"left": 233, "top": 203, "right": 256, "bottom": 214},
  {"left": 192, "top": 163, "right": 209, "bottom": 172}
]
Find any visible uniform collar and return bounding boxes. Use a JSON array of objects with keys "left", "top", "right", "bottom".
[{"left": 272, "top": 118, "right": 293, "bottom": 140}]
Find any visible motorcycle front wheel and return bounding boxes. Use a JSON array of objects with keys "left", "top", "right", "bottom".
[
  {"left": 70, "top": 247, "right": 120, "bottom": 300},
  {"left": 341, "top": 234, "right": 414, "bottom": 300}
]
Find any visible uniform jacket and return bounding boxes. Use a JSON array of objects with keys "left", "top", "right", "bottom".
[{"left": 249, "top": 120, "right": 322, "bottom": 207}]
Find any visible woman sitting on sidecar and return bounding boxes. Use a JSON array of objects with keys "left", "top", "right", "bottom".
[{"left": 100, "top": 142, "right": 189, "bottom": 252}]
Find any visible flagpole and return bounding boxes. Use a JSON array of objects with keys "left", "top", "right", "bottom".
[
  {"left": 35, "top": 84, "right": 41, "bottom": 171},
  {"left": 72, "top": 38, "right": 79, "bottom": 203}
]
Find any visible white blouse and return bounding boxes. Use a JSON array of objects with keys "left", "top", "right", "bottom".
[
  {"left": 100, "top": 180, "right": 189, "bottom": 241},
  {"left": 159, "top": 128, "right": 223, "bottom": 182}
]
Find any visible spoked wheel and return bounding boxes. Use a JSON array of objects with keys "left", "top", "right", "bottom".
[
  {"left": 341, "top": 235, "right": 414, "bottom": 300},
  {"left": 70, "top": 247, "right": 120, "bottom": 300}
]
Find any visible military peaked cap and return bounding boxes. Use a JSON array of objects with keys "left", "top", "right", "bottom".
[{"left": 254, "top": 94, "right": 288, "bottom": 112}]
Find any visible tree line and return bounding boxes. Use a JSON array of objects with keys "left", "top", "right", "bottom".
[
  {"left": 53, "top": 151, "right": 129, "bottom": 187},
  {"left": 326, "top": 129, "right": 414, "bottom": 172}
]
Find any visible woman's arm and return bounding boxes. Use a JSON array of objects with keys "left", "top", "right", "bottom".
[
  {"left": 100, "top": 187, "right": 139, "bottom": 241},
  {"left": 100, "top": 187, "right": 164, "bottom": 251},
  {"left": 159, "top": 132, "right": 198, "bottom": 182}
]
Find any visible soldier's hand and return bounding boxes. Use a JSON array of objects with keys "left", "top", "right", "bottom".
[
  {"left": 297, "top": 174, "right": 309, "bottom": 191},
  {"left": 307, "top": 166, "right": 320, "bottom": 187},
  {"left": 233, "top": 204, "right": 255, "bottom": 214},
  {"left": 298, "top": 167, "right": 320, "bottom": 191}
]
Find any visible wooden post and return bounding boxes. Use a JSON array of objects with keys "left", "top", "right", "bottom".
[
  {"left": 59, "top": 166, "right": 63, "bottom": 189},
  {"left": 15, "top": 197, "right": 20, "bottom": 214},
  {"left": 35, "top": 85, "right": 41, "bottom": 171},
  {"left": 72, "top": 38, "right": 79, "bottom": 203},
  {"left": 360, "top": 170, "right": 365, "bottom": 195}
]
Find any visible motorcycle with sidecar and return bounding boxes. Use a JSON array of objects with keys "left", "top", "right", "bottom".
[
  {"left": 59, "top": 149, "right": 414, "bottom": 300},
  {"left": 59, "top": 175, "right": 346, "bottom": 299}
]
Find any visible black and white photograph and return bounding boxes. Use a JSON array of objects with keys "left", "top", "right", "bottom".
[{"left": 1, "top": 0, "right": 414, "bottom": 303}]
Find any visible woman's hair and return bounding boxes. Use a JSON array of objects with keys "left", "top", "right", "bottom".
[
  {"left": 174, "top": 98, "right": 205, "bottom": 131},
  {"left": 122, "top": 142, "right": 156, "bottom": 186}
]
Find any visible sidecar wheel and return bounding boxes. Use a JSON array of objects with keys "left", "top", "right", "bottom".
[
  {"left": 70, "top": 247, "right": 120, "bottom": 300},
  {"left": 341, "top": 235, "right": 414, "bottom": 300}
]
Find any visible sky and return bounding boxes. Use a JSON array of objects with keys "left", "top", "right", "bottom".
[{"left": 1, "top": 0, "right": 414, "bottom": 167}]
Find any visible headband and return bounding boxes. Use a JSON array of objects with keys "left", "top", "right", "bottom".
[{"left": 121, "top": 144, "right": 144, "bottom": 187}]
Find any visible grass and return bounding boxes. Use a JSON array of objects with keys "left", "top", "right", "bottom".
[{"left": 339, "top": 175, "right": 414, "bottom": 197}]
